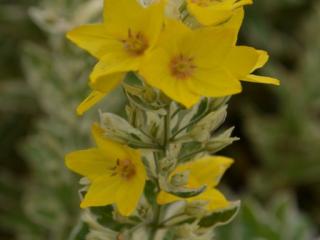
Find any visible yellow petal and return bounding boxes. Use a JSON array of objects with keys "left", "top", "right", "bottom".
[
  {"left": 189, "top": 67, "right": 242, "bottom": 97},
  {"left": 187, "top": 0, "right": 251, "bottom": 26},
  {"left": 175, "top": 156, "right": 234, "bottom": 188},
  {"left": 157, "top": 187, "right": 231, "bottom": 211},
  {"left": 103, "top": 0, "right": 164, "bottom": 47},
  {"left": 224, "top": 46, "right": 259, "bottom": 79},
  {"left": 90, "top": 72, "right": 124, "bottom": 93},
  {"left": 65, "top": 148, "right": 113, "bottom": 181},
  {"left": 192, "top": 188, "right": 231, "bottom": 211},
  {"left": 242, "top": 50, "right": 280, "bottom": 86},
  {"left": 81, "top": 175, "right": 122, "bottom": 208},
  {"left": 77, "top": 90, "right": 106, "bottom": 116},
  {"left": 220, "top": 7, "right": 244, "bottom": 40},
  {"left": 91, "top": 123, "right": 129, "bottom": 161},
  {"left": 253, "top": 50, "right": 269, "bottom": 71},
  {"left": 78, "top": 72, "right": 124, "bottom": 116},
  {"left": 90, "top": 54, "right": 140, "bottom": 84},
  {"left": 156, "top": 19, "right": 192, "bottom": 54},
  {"left": 232, "top": 0, "right": 253, "bottom": 9},
  {"left": 116, "top": 174, "right": 146, "bottom": 216},
  {"left": 189, "top": 27, "right": 236, "bottom": 67},
  {"left": 157, "top": 190, "right": 180, "bottom": 205},
  {"left": 243, "top": 74, "right": 280, "bottom": 85},
  {"left": 67, "top": 24, "right": 117, "bottom": 59},
  {"left": 187, "top": 0, "right": 234, "bottom": 26}
]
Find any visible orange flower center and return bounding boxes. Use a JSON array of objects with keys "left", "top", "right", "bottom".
[
  {"left": 191, "top": 0, "right": 222, "bottom": 7},
  {"left": 111, "top": 158, "right": 136, "bottom": 180},
  {"left": 170, "top": 54, "right": 196, "bottom": 80},
  {"left": 122, "top": 29, "right": 148, "bottom": 56}
]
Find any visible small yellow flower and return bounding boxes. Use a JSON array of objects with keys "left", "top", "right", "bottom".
[
  {"left": 157, "top": 156, "right": 233, "bottom": 212},
  {"left": 65, "top": 124, "right": 146, "bottom": 216},
  {"left": 187, "top": 0, "right": 253, "bottom": 26},
  {"left": 139, "top": 20, "right": 242, "bottom": 107},
  {"left": 139, "top": 21, "right": 244, "bottom": 107},
  {"left": 67, "top": 0, "right": 164, "bottom": 115},
  {"left": 140, "top": 19, "right": 279, "bottom": 108}
]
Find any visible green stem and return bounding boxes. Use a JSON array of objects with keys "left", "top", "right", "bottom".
[
  {"left": 163, "top": 104, "right": 171, "bottom": 150},
  {"left": 149, "top": 104, "right": 172, "bottom": 240},
  {"left": 148, "top": 204, "right": 161, "bottom": 240}
]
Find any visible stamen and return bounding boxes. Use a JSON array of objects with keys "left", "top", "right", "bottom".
[
  {"left": 170, "top": 54, "right": 196, "bottom": 80},
  {"left": 110, "top": 158, "right": 136, "bottom": 180},
  {"left": 122, "top": 28, "right": 148, "bottom": 56}
]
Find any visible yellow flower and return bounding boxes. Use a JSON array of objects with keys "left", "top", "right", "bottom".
[
  {"left": 186, "top": 0, "right": 253, "bottom": 26},
  {"left": 65, "top": 124, "right": 147, "bottom": 216},
  {"left": 140, "top": 19, "right": 279, "bottom": 108},
  {"left": 157, "top": 156, "right": 233, "bottom": 212},
  {"left": 67, "top": 0, "right": 164, "bottom": 115},
  {"left": 138, "top": 21, "right": 239, "bottom": 107}
]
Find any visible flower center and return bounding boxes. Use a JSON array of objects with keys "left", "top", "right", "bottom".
[
  {"left": 122, "top": 29, "right": 148, "bottom": 56},
  {"left": 111, "top": 159, "right": 136, "bottom": 180},
  {"left": 170, "top": 54, "right": 196, "bottom": 80},
  {"left": 191, "top": 0, "right": 223, "bottom": 7}
]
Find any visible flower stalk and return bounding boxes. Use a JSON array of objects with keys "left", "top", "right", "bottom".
[{"left": 64, "top": 0, "right": 279, "bottom": 239}]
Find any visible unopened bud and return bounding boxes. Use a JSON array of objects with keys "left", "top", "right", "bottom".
[
  {"left": 185, "top": 200, "right": 209, "bottom": 218},
  {"left": 137, "top": 204, "right": 152, "bottom": 221},
  {"left": 175, "top": 224, "right": 194, "bottom": 238},
  {"left": 205, "top": 127, "right": 238, "bottom": 153},
  {"left": 171, "top": 171, "right": 189, "bottom": 187},
  {"left": 189, "top": 107, "right": 227, "bottom": 142},
  {"left": 143, "top": 86, "right": 157, "bottom": 102},
  {"left": 159, "top": 157, "right": 176, "bottom": 173}
]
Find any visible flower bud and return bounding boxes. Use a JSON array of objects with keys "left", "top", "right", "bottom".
[
  {"left": 185, "top": 200, "right": 209, "bottom": 218},
  {"left": 174, "top": 224, "right": 194, "bottom": 239},
  {"left": 189, "top": 106, "right": 227, "bottom": 142},
  {"left": 143, "top": 86, "right": 158, "bottom": 103},
  {"left": 170, "top": 171, "right": 190, "bottom": 187},
  {"left": 205, "top": 127, "right": 238, "bottom": 153},
  {"left": 159, "top": 157, "right": 176, "bottom": 173}
]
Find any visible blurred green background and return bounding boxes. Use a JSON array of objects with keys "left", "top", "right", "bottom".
[{"left": 0, "top": 0, "right": 319, "bottom": 239}]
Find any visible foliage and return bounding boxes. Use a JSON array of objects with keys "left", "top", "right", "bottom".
[{"left": 216, "top": 194, "right": 316, "bottom": 240}]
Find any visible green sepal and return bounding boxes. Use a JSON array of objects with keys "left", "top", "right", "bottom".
[{"left": 168, "top": 185, "right": 207, "bottom": 198}]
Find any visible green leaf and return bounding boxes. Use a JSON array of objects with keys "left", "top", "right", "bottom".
[
  {"left": 90, "top": 206, "right": 133, "bottom": 232},
  {"left": 199, "top": 201, "right": 240, "bottom": 228},
  {"left": 144, "top": 180, "right": 157, "bottom": 206}
]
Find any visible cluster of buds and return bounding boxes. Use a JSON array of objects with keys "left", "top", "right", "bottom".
[{"left": 65, "top": 0, "right": 279, "bottom": 239}]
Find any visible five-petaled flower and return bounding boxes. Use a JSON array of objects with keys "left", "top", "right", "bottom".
[
  {"left": 67, "top": 0, "right": 164, "bottom": 115},
  {"left": 139, "top": 20, "right": 279, "bottom": 108},
  {"left": 157, "top": 156, "right": 234, "bottom": 212},
  {"left": 65, "top": 124, "right": 146, "bottom": 216}
]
